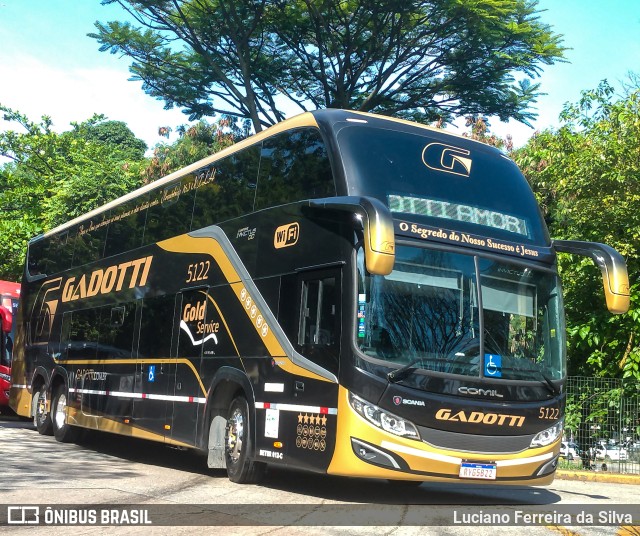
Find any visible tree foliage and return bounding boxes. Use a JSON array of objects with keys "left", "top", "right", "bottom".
[
  {"left": 142, "top": 116, "right": 248, "bottom": 183},
  {"left": 513, "top": 81, "right": 640, "bottom": 380},
  {"left": 0, "top": 107, "right": 147, "bottom": 280},
  {"left": 91, "top": 0, "right": 565, "bottom": 132},
  {"left": 72, "top": 116, "right": 147, "bottom": 159}
]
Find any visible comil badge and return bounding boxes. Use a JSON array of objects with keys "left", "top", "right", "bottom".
[
  {"left": 422, "top": 142, "right": 473, "bottom": 177},
  {"left": 274, "top": 222, "right": 300, "bottom": 249}
]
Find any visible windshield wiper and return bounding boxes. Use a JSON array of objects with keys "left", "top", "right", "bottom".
[
  {"left": 387, "top": 358, "right": 422, "bottom": 383},
  {"left": 535, "top": 370, "right": 560, "bottom": 396}
]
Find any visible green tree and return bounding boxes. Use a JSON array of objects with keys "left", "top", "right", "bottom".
[
  {"left": 91, "top": 0, "right": 565, "bottom": 132},
  {"left": 142, "top": 116, "right": 247, "bottom": 183},
  {"left": 0, "top": 106, "right": 146, "bottom": 279},
  {"left": 71, "top": 115, "right": 147, "bottom": 159},
  {"left": 513, "top": 81, "right": 640, "bottom": 380}
]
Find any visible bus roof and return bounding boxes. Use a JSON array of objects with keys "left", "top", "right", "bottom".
[{"left": 37, "top": 110, "right": 503, "bottom": 242}]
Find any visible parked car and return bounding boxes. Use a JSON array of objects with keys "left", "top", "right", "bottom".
[
  {"left": 588, "top": 440, "right": 608, "bottom": 459},
  {"left": 560, "top": 441, "right": 582, "bottom": 460},
  {"left": 594, "top": 444, "right": 628, "bottom": 461}
]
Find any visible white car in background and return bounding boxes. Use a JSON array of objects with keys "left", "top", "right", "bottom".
[
  {"left": 595, "top": 444, "right": 628, "bottom": 461},
  {"left": 560, "top": 441, "right": 581, "bottom": 460}
]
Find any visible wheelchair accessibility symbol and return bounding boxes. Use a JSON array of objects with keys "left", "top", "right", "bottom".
[
  {"left": 484, "top": 354, "right": 502, "bottom": 378},
  {"left": 148, "top": 365, "right": 156, "bottom": 383}
]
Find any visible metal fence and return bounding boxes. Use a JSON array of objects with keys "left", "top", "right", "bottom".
[{"left": 561, "top": 376, "right": 640, "bottom": 474}]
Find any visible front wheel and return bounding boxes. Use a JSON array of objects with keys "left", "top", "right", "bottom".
[
  {"left": 224, "top": 396, "right": 265, "bottom": 484},
  {"left": 52, "top": 386, "right": 78, "bottom": 443},
  {"left": 33, "top": 384, "right": 53, "bottom": 436}
]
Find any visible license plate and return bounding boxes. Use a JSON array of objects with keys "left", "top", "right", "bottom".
[{"left": 459, "top": 462, "right": 497, "bottom": 480}]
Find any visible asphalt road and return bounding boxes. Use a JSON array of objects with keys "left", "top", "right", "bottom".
[{"left": 0, "top": 413, "right": 637, "bottom": 535}]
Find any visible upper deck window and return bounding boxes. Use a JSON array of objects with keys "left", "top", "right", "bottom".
[
  {"left": 337, "top": 125, "right": 548, "bottom": 245},
  {"left": 254, "top": 128, "right": 335, "bottom": 210}
]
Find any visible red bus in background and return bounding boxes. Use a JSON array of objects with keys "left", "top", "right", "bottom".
[{"left": 0, "top": 281, "right": 19, "bottom": 408}]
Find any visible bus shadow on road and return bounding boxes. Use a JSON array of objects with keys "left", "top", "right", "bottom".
[{"left": 259, "top": 466, "right": 562, "bottom": 505}]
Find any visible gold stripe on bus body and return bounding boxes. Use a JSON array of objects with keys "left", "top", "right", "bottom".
[
  {"left": 160, "top": 234, "right": 240, "bottom": 283},
  {"left": 67, "top": 406, "right": 193, "bottom": 448},
  {"left": 9, "top": 385, "right": 32, "bottom": 417},
  {"left": 57, "top": 358, "right": 207, "bottom": 397},
  {"left": 158, "top": 234, "right": 332, "bottom": 383},
  {"left": 42, "top": 113, "right": 319, "bottom": 239},
  {"left": 327, "top": 386, "right": 556, "bottom": 485},
  {"left": 8, "top": 358, "right": 31, "bottom": 417},
  {"left": 228, "top": 281, "right": 330, "bottom": 382}
]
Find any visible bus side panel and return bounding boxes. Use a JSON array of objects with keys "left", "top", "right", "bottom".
[{"left": 252, "top": 359, "right": 339, "bottom": 471}]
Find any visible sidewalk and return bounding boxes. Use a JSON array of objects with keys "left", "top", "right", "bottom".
[{"left": 556, "top": 469, "right": 640, "bottom": 485}]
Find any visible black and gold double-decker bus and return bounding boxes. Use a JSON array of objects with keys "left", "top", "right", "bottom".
[{"left": 10, "top": 110, "right": 629, "bottom": 485}]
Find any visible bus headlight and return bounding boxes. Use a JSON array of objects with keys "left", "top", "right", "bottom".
[
  {"left": 0, "top": 372, "right": 11, "bottom": 383},
  {"left": 348, "top": 392, "right": 420, "bottom": 440},
  {"left": 530, "top": 419, "right": 563, "bottom": 448}
]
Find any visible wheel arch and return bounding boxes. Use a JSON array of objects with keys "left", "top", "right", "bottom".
[
  {"left": 30, "top": 366, "right": 50, "bottom": 393},
  {"left": 28, "top": 367, "right": 51, "bottom": 417},
  {"left": 198, "top": 367, "right": 258, "bottom": 462},
  {"left": 50, "top": 366, "right": 69, "bottom": 397}
]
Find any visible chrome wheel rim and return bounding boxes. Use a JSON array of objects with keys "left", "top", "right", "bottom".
[
  {"left": 226, "top": 407, "right": 244, "bottom": 464},
  {"left": 36, "top": 390, "right": 47, "bottom": 425},
  {"left": 54, "top": 393, "right": 67, "bottom": 430}
]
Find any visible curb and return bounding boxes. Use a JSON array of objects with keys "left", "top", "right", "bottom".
[{"left": 556, "top": 469, "right": 640, "bottom": 485}]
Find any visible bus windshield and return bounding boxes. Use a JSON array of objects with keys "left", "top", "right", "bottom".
[{"left": 356, "top": 245, "right": 565, "bottom": 381}]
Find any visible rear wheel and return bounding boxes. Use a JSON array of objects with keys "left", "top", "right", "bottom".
[
  {"left": 52, "top": 386, "right": 78, "bottom": 443},
  {"left": 33, "top": 384, "right": 53, "bottom": 436},
  {"left": 224, "top": 396, "right": 265, "bottom": 484}
]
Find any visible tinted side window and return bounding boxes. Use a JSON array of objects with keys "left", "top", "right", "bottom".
[
  {"left": 72, "top": 215, "right": 109, "bottom": 267},
  {"left": 254, "top": 128, "right": 335, "bottom": 211},
  {"left": 29, "top": 230, "right": 74, "bottom": 276},
  {"left": 27, "top": 240, "right": 47, "bottom": 277},
  {"left": 98, "top": 302, "right": 138, "bottom": 359},
  {"left": 138, "top": 294, "right": 176, "bottom": 358},
  {"left": 44, "top": 230, "right": 72, "bottom": 274},
  {"left": 294, "top": 270, "right": 341, "bottom": 374},
  {"left": 191, "top": 144, "right": 260, "bottom": 230},
  {"left": 66, "top": 308, "right": 100, "bottom": 360},
  {"left": 144, "top": 177, "right": 196, "bottom": 245},
  {"left": 104, "top": 196, "right": 148, "bottom": 257}
]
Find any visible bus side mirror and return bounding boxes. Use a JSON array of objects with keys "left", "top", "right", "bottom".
[
  {"left": 553, "top": 240, "right": 630, "bottom": 314},
  {"left": 308, "top": 196, "right": 395, "bottom": 275}
]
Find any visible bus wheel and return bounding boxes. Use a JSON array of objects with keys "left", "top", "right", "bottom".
[
  {"left": 33, "top": 385, "right": 53, "bottom": 436},
  {"left": 52, "top": 386, "right": 77, "bottom": 443},
  {"left": 224, "top": 396, "right": 265, "bottom": 484}
]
